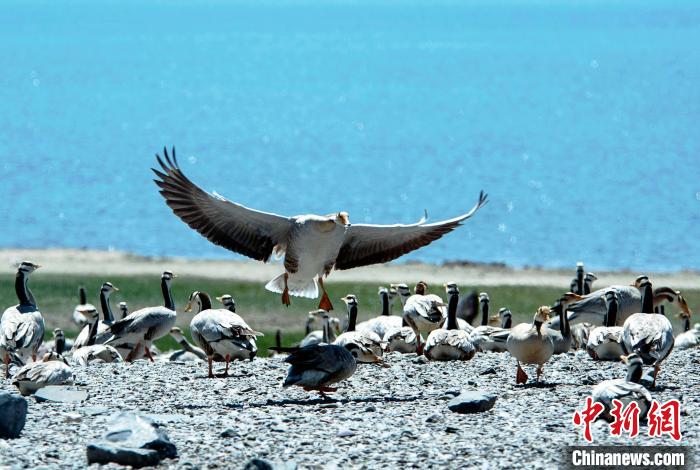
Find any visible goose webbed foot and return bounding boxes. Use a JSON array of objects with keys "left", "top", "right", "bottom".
[
  {"left": 125, "top": 343, "right": 141, "bottom": 362},
  {"left": 317, "top": 277, "right": 333, "bottom": 311},
  {"left": 281, "top": 273, "right": 291, "bottom": 306},
  {"left": 536, "top": 365, "right": 543, "bottom": 383},
  {"left": 516, "top": 363, "right": 528, "bottom": 384},
  {"left": 223, "top": 354, "right": 231, "bottom": 377}
]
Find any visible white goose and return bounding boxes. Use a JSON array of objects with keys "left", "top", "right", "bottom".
[
  {"left": 401, "top": 282, "right": 447, "bottom": 353},
  {"left": 71, "top": 286, "right": 94, "bottom": 327},
  {"left": 105, "top": 271, "right": 177, "bottom": 362},
  {"left": 187, "top": 291, "right": 262, "bottom": 377},
  {"left": 469, "top": 293, "right": 512, "bottom": 352},
  {"left": 153, "top": 148, "right": 487, "bottom": 311},
  {"left": 73, "top": 282, "right": 119, "bottom": 349},
  {"left": 334, "top": 295, "right": 384, "bottom": 363},
  {"left": 12, "top": 352, "right": 73, "bottom": 396},
  {"left": 299, "top": 310, "right": 340, "bottom": 347},
  {"left": 356, "top": 287, "right": 403, "bottom": 338},
  {"left": 166, "top": 327, "right": 207, "bottom": 362},
  {"left": 71, "top": 307, "right": 122, "bottom": 365},
  {"left": 1, "top": 262, "right": 44, "bottom": 378},
  {"left": 423, "top": 284, "right": 475, "bottom": 361},
  {"left": 506, "top": 307, "right": 554, "bottom": 384},
  {"left": 586, "top": 290, "right": 625, "bottom": 360},
  {"left": 674, "top": 313, "right": 699, "bottom": 350},
  {"left": 215, "top": 293, "right": 261, "bottom": 361},
  {"left": 591, "top": 353, "right": 652, "bottom": 421}
]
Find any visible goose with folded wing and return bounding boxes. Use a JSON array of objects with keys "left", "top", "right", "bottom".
[{"left": 153, "top": 147, "right": 487, "bottom": 311}]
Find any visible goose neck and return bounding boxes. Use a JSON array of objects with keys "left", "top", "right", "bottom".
[
  {"left": 346, "top": 305, "right": 357, "bottom": 332},
  {"left": 100, "top": 290, "right": 114, "bottom": 323},
  {"left": 380, "top": 291, "right": 390, "bottom": 316},
  {"left": 15, "top": 270, "right": 35, "bottom": 307},
  {"left": 162, "top": 278, "right": 175, "bottom": 311},
  {"left": 446, "top": 292, "right": 459, "bottom": 330}
]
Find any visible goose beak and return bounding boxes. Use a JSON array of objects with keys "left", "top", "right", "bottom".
[
  {"left": 620, "top": 355, "right": 629, "bottom": 364},
  {"left": 184, "top": 301, "right": 193, "bottom": 313},
  {"left": 215, "top": 296, "right": 224, "bottom": 302},
  {"left": 112, "top": 286, "right": 120, "bottom": 292}
]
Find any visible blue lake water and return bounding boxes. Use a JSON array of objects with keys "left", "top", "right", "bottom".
[{"left": 0, "top": 0, "right": 698, "bottom": 271}]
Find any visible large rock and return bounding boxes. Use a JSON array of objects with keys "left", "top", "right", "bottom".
[
  {"left": 0, "top": 391, "right": 28, "bottom": 439},
  {"left": 86, "top": 412, "right": 177, "bottom": 467},
  {"left": 447, "top": 391, "right": 497, "bottom": 414},
  {"left": 34, "top": 386, "right": 87, "bottom": 403}
]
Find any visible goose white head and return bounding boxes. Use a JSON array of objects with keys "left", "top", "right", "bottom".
[
  {"left": 340, "top": 294, "right": 358, "bottom": 307},
  {"left": 18, "top": 261, "right": 41, "bottom": 273},
  {"left": 169, "top": 327, "right": 186, "bottom": 343},
  {"left": 76, "top": 306, "right": 100, "bottom": 323},
  {"left": 479, "top": 292, "right": 490, "bottom": 303},
  {"left": 101, "top": 282, "right": 119, "bottom": 294},
  {"left": 185, "top": 291, "right": 211, "bottom": 312},
  {"left": 119, "top": 302, "right": 128, "bottom": 311},
  {"left": 335, "top": 211, "right": 350, "bottom": 226},
  {"left": 444, "top": 282, "right": 459, "bottom": 296},
  {"left": 632, "top": 275, "right": 649, "bottom": 288},
  {"left": 162, "top": 271, "right": 176, "bottom": 282},
  {"left": 390, "top": 283, "right": 411, "bottom": 306},
  {"left": 585, "top": 272, "right": 598, "bottom": 283},
  {"left": 533, "top": 306, "right": 551, "bottom": 332},
  {"left": 216, "top": 294, "right": 236, "bottom": 312}
]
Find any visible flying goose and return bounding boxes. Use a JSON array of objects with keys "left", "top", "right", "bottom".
[
  {"left": 506, "top": 307, "right": 554, "bottom": 384},
  {"left": 71, "top": 307, "right": 123, "bottom": 365},
  {"left": 119, "top": 301, "right": 129, "bottom": 319},
  {"left": 153, "top": 148, "right": 487, "bottom": 311},
  {"left": 618, "top": 284, "right": 675, "bottom": 388},
  {"left": 166, "top": 327, "right": 207, "bottom": 361},
  {"left": 674, "top": 313, "right": 699, "bottom": 350},
  {"left": 105, "top": 271, "right": 177, "bottom": 362},
  {"left": 1, "top": 262, "right": 44, "bottom": 378},
  {"left": 71, "top": 286, "right": 94, "bottom": 327},
  {"left": 12, "top": 351, "right": 73, "bottom": 396},
  {"left": 356, "top": 287, "right": 403, "bottom": 339},
  {"left": 334, "top": 295, "right": 384, "bottom": 363},
  {"left": 591, "top": 353, "right": 652, "bottom": 421},
  {"left": 187, "top": 291, "right": 262, "bottom": 377},
  {"left": 423, "top": 284, "right": 475, "bottom": 361},
  {"left": 401, "top": 282, "right": 447, "bottom": 353},
  {"left": 73, "top": 282, "right": 119, "bottom": 349}
]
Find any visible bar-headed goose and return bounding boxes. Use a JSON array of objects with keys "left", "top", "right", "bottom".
[
  {"left": 119, "top": 302, "right": 129, "bottom": 319},
  {"left": 299, "top": 310, "right": 340, "bottom": 347},
  {"left": 71, "top": 307, "right": 122, "bottom": 365},
  {"left": 570, "top": 262, "right": 586, "bottom": 295},
  {"left": 585, "top": 290, "right": 625, "bottom": 360},
  {"left": 1, "top": 262, "right": 44, "bottom": 377},
  {"left": 544, "top": 295, "right": 577, "bottom": 354},
  {"left": 506, "top": 307, "right": 554, "bottom": 384},
  {"left": 334, "top": 295, "right": 384, "bottom": 363},
  {"left": 71, "top": 286, "right": 94, "bottom": 327},
  {"left": 37, "top": 328, "right": 73, "bottom": 357},
  {"left": 12, "top": 351, "right": 73, "bottom": 396},
  {"left": 423, "top": 284, "right": 475, "bottom": 361},
  {"left": 166, "top": 327, "right": 207, "bottom": 362},
  {"left": 105, "top": 271, "right": 177, "bottom": 362},
  {"left": 402, "top": 282, "right": 447, "bottom": 354},
  {"left": 356, "top": 287, "right": 403, "bottom": 339},
  {"left": 187, "top": 291, "right": 262, "bottom": 377},
  {"left": 154, "top": 149, "right": 487, "bottom": 311},
  {"left": 620, "top": 284, "right": 674, "bottom": 387},
  {"left": 674, "top": 313, "right": 699, "bottom": 350},
  {"left": 468, "top": 293, "right": 512, "bottom": 352},
  {"left": 591, "top": 353, "right": 652, "bottom": 421},
  {"left": 73, "top": 282, "right": 119, "bottom": 349}
]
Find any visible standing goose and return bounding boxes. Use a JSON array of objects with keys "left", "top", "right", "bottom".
[
  {"left": 299, "top": 310, "right": 341, "bottom": 347},
  {"left": 423, "top": 284, "right": 475, "bottom": 361},
  {"left": 73, "top": 282, "right": 119, "bottom": 349},
  {"left": 119, "top": 302, "right": 129, "bottom": 319},
  {"left": 167, "top": 327, "right": 207, "bottom": 361},
  {"left": 214, "top": 293, "right": 261, "bottom": 361},
  {"left": 402, "top": 282, "right": 447, "bottom": 354},
  {"left": 383, "top": 286, "right": 421, "bottom": 353},
  {"left": 506, "top": 307, "right": 554, "bottom": 384},
  {"left": 153, "top": 148, "right": 487, "bottom": 311},
  {"left": 674, "top": 313, "right": 699, "bottom": 350},
  {"left": 187, "top": 291, "right": 262, "bottom": 378},
  {"left": 71, "top": 307, "right": 122, "bottom": 365},
  {"left": 591, "top": 353, "right": 652, "bottom": 421},
  {"left": 71, "top": 286, "right": 94, "bottom": 327},
  {"left": 333, "top": 295, "right": 384, "bottom": 363},
  {"left": 356, "top": 287, "right": 403, "bottom": 339},
  {"left": 544, "top": 294, "right": 578, "bottom": 354},
  {"left": 586, "top": 290, "right": 624, "bottom": 360},
  {"left": 37, "top": 328, "right": 72, "bottom": 358},
  {"left": 105, "top": 271, "right": 177, "bottom": 362},
  {"left": 468, "top": 293, "right": 509, "bottom": 353},
  {"left": 619, "top": 282, "right": 675, "bottom": 387},
  {"left": 570, "top": 262, "right": 586, "bottom": 295},
  {"left": 12, "top": 351, "right": 73, "bottom": 396},
  {"left": 1, "top": 262, "right": 44, "bottom": 377}
]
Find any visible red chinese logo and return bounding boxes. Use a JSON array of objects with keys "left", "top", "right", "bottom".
[
  {"left": 572, "top": 397, "right": 604, "bottom": 442},
  {"left": 609, "top": 399, "right": 640, "bottom": 438},
  {"left": 648, "top": 399, "right": 682, "bottom": 441}
]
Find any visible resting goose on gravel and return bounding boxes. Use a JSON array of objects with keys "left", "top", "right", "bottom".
[
  {"left": 1, "top": 262, "right": 44, "bottom": 378},
  {"left": 153, "top": 147, "right": 487, "bottom": 311},
  {"left": 618, "top": 283, "right": 674, "bottom": 387},
  {"left": 571, "top": 323, "right": 594, "bottom": 350},
  {"left": 591, "top": 353, "right": 652, "bottom": 421},
  {"left": 424, "top": 284, "right": 475, "bottom": 361},
  {"left": 73, "top": 282, "right": 119, "bottom": 349},
  {"left": 506, "top": 307, "right": 554, "bottom": 384},
  {"left": 12, "top": 351, "right": 73, "bottom": 396},
  {"left": 585, "top": 290, "right": 625, "bottom": 360},
  {"left": 71, "top": 286, "right": 94, "bottom": 327},
  {"left": 544, "top": 294, "right": 579, "bottom": 354},
  {"left": 299, "top": 310, "right": 340, "bottom": 347},
  {"left": 334, "top": 295, "right": 384, "bottom": 363},
  {"left": 674, "top": 313, "right": 699, "bottom": 350},
  {"left": 356, "top": 287, "right": 403, "bottom": 338},
  {"left": 187, "top": 291, "right": 262, "bottom": 377},
  {"left": 71, "top": 307, "right": 122, "bottom": 365},
  {"left": 105, "top": 271, "right": 177, "bottom": 362},
  {"left": 119, "top": 302, "right": 129, "bottom": 319},
  {"left": 166, "top": 327, "right": 207, "bottom": 362},
  {"left": 38, "top": 328, "right": 72, "bottom": 357},
  {"left": 401, "top": 282, "right": 447, "bottom": 354},
  {"left": 468, "top": 293, "right": 513, "bottom": 352}
]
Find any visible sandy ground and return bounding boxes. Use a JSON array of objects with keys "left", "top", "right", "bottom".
[{"left": 1, "top": 248, "right": 699, "bottom": 288}]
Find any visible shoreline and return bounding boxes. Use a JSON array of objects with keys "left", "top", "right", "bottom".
[{"left": 1, "top": 248, "right": 698, "bottom": 289}]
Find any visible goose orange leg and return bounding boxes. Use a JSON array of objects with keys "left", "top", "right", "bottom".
[
  {"left": 516, "top": 361, "right": 528, "bottom": 384},
  {"left": 207, "top": 356, "right": 214, "bottom": 378},
  {"left": 4, "top": 353, "right": 9, "bottom": 378},
  {"left": 317, "top": 277, "right": 333, "bottom": 311},
  {"left": 125, "top": 343, "right": 141, "bottom": 362},
  {"left": 281, "top": 273, "right": 291, "bottom": 307},
  {"left": 144, "top": 346, "right": 155, "bottom": 362},
  {"left": 224, "top": 354, "right": 231, "bottom": 376}
]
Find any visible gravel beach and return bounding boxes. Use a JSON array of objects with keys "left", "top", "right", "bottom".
[{"left": 1, "top": 347, "right": 697, "bottom": 468}]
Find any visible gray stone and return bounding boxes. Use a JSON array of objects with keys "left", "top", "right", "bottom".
[
  {"left": 86, "top": 444, "right": 161, "bottom": 468},
  {"left": 447, "top": 391, "right": 497, "bottom": 414},
  {"left": 243, "top": 459, "right": 274, "bottom": 470},
  {"left": 34, "top": 386, "right": 87, "bottom": 403},
  {"left": 0, "top": 391, "right": 28, "bottom": 439}
]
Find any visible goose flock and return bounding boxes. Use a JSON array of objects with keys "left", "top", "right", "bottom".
[{"left": 0, "top": 257, "right": 695, "bottom": 408}]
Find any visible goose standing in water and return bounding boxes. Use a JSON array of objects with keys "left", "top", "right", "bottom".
[
  {"left": 591, "top": 353, "right": 652, "bottom": 421},
  {"left": 402, "top": 282, "right": 447, "bottom": 354},
  {"left": 73, "top": 282, "right": 119, "bottom": 349},
  {"left": 187, "top": 291, "right": 262, "bottom": 377},
  {"left": 12, "top": 351, "right": 73, "bottom": 396},
  {"left": 119, "top": 302, "right": 129, "bottom": 319},
  {"left": 1, "top": 262, "right": 44, "bottom": 377},
  {"left": 153, "top": 148, "right": 487, "bottom": 311},
  {"left": 71, "top": 307, "right": 122, "bottom": 365},
  {"left": 105, "top": 271, "right": 177, "bottom": 362},
  {"left": 423, "top": 284, "right": 475, "bottom": 361},
  {"left": 618, "top": 283, "right": 675, "bottom": 387},
  {"left": 334, "top": 295, "right": 384, "bottom": 363},
  {"left": 356, "top": 287, "right": 403, "bottom": 338},
  {"left": 71, "top": 286, "right": 94, "bottom": 327},
  {"left": 674, "top": 313, "right": 699, "bottom": 350},
  {"left": 166, "top": 327, "right": 207, "bottom": 361},
  {"left": 506, "top": 307, "right": 554, "bottom": 384}
]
